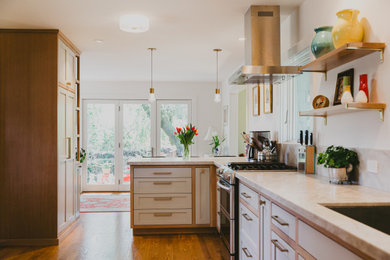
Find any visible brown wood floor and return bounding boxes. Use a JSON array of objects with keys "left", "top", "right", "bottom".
[{"left": 0, "top": 212, "right": 229, "bottom": 260}]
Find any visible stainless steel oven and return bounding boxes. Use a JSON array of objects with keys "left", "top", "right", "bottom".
[{"left": 217, "top": 173, "right": 237, "bottom": 259}]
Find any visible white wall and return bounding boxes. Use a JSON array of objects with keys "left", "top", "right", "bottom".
[
  {"left": 297, "top": 0, "right": 390, "bottom": 150},
  {"left": 81, "top": 80, "right": 222, "bottom": 156}
]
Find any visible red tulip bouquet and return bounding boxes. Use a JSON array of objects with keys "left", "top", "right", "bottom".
[{"left": 174, "top": 124, "right": 198, "bottom": 159}]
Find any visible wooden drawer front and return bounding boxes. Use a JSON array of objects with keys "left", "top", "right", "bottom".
[
  {"left": 240, "top": 230, "right": 259, "bottom": 260},
  {"left": 134, "top": 167, "right": 191, "bottom": 178},
  {"left": 134, "top": 209, "right": 192, "bottom": 225},
  {"left": 271, "top": 203, "right": 296, "bottom": 240},
  {"left": 134, "top": 194, "right": 192, "bottom": 210},
  {"left": 134, "top": 178, "right": 191, "bottom": 194},
  {"left": 271, "top": 232, "right": 295, "bottom": 260},
  {"left": 239, "top": 183, "right": 259, "bottom": 211},
  {"left": 298, "top": 220, "right": 362, "bottom": 260},
  {"left": 239, "top": 202, "right": 259, "bottom": 249}
]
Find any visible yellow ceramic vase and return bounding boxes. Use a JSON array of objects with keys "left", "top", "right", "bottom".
[{"left": 331, "top": 9, "right": 364, "bottom": 48}]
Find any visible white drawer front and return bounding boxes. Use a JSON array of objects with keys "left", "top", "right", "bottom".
[
  {"left": 271, "top": 232, "right": 295, "bottom": 260},
  {"left": 134, "top": 209, "right": 192, "bottom": 225},
  {"left": 239, "top": 183, "right": 259, "bottom": 211},
  {"left": 134, "top": 194, "right": 192, "bottom": 210},
  {"left": 134, "top": 167, "right": 191, "bottom": 178},
  {"left": 239, "top": 202, "right": 259, "bottom": 249},
  {"left": 240, "top": 230, "right": 259, "bottom": 260},
  {"left": 298, "top": 220, "right": 362, "bottom": 260},
  {"left": 134, "top": 178, "right": 192, "bottom": 194},
  {"left": 271, "top": 203, "right": 296, "bottom": 240}
]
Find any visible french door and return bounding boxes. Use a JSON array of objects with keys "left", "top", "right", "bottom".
[{"left": 82, "top": 99, "right": 191, "bottom": 191}]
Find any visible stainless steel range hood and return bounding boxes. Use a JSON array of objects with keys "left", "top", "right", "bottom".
[{"left": 229, "top": 5, "right": 301, "bottom": 85}]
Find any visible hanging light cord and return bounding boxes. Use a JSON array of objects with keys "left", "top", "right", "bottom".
[
  {"left": 216, "top": 50, "right": 218, "bottom": 88},
  {"left": 150, "top": 48, "right": 154, "bottom": 89}
]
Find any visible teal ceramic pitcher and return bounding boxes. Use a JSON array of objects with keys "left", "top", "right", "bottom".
[{"left": 311, "top": 26, "right": 335, "bottom": 58}]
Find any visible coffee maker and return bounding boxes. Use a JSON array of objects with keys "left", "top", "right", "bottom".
[{"left": 247, "top": 131, "right": 270, "bottom": 161}]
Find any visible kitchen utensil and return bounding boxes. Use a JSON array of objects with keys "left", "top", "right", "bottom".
[{"left": 304, "top": 130, "right": 309, "bottom": 145}]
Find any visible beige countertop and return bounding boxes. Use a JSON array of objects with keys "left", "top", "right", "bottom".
[
  {"left": 128, "top": 157, "right": 390, "bottom": 258},
  {"left": 236, "top": 171, "right": 390, "bottom": 259},
  {"left": 127, "top": 156, "right": 247, "bottom": 167}
]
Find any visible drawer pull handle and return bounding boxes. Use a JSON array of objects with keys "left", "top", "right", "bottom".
[
  {"left": 154, "top": 213, "right": 173, "bottom": 217},
  {"left": 271, "top": 239, "right": 288, "bottom": 252},
  {"left": 242, "top": 213, "right": 253, "bottom": 221},
  {"left": 242, "top": 247, "right": 253, "bottom": 258},
  {"left": 153, "top": 172, "right": 172, "bottom": 175},
  {"left": 259, "top": 200, "right": 266, "bottom": 205},
  {"left": 241, "top": 192, "right": 251, "bottom": 199},
  {"left": 154, "top": 197, "right": 172, "bottom": 201},
  {"left": 153, "top": 181, "right": 172, "bottom": 185},
  {"left": 66, "top": 82, "right": 72, "bottom": 86},
  {"left": 272, "top": 215, "right": 289, "bottom": 226}
]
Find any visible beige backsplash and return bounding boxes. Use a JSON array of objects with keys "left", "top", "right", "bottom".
[{"left": 280, "top": 143, "right": 390, "bottom": 193}]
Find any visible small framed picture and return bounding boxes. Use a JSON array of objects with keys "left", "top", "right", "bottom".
[
  {"left": 252, "top": 85, "right": 260, "bottom": 116},
  {"left": 333, "top": 68, "right": 354, "bottom": 105},
  {"left": 263, "top": 83, "right": 273, "bottom": 114},
  {"left": 223, "top": 105, "right": 228, "bottom": 126}
]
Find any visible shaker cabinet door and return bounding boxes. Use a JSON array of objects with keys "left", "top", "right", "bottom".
[{"left": 195, "top": 168, "right": 210, "bottom": 224}]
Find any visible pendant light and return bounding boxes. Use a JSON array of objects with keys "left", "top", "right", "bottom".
[
  {"left": 213, "top": 48, "right": 222, "bottom": 103},
  {"left": 148, "top": 48, "right": 156, "bottom": 103}
]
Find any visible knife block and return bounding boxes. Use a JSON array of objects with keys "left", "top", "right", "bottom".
[{"left": 297, "top": 145, "right": 316, "bottom": 174}]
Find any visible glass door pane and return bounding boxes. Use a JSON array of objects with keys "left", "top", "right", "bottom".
[
  {"left": 157, "top": 101, "right": 191, "bottom": 157},
  {"left": 85, "top": 102, "right": 116, "bottom": 188},
  {"left": 121, "top": 102, "right": 152, "bottom": 184}
]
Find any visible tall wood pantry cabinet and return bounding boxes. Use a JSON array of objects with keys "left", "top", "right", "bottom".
[{"left": 0, "top": 29, "right": 82, "bottom": 246}]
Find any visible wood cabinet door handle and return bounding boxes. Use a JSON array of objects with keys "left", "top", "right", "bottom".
[
  {"left": 272, "top": 215, "right": 289, "bottom": 226},
  {"left": 153, "top": 172, "right": 172, "bottom": 175},
  {"left": 271, "top": 239, "right": 288, "bottom": 252},
  {"left": 153, "top": 181, "right": 172, "bottom": 185},
  {"left": 154, "top": 213, "right": 173, "bottom": 217},
  {"left": 242, "top": 247, "right": 253, "bottom": 258},
  {"left": 153, "top": 197, "right": 172, "bottom": 201},
  {"left": 66, "top": 82, "right": 72, "bottom": 86},
  {"left": 242, "top": 213, "right": 253, "bottom": 221},
  {"left": 241, "top": 192, "right": 251, "bottom": 199}
]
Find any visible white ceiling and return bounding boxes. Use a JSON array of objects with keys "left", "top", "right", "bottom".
[{"left": 0, "top": 0, "right": 303, "bottom": 82}]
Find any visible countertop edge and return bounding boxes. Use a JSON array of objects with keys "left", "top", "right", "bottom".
[{"left": 236, "top": 172, "right": 390, "bottom": 259}]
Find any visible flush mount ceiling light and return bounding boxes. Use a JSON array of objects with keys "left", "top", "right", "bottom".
[
  {"left": 120, "top": 14, "right": 149, "bottom": 33},
  {"left": 148, "top": 48, "right": 156, "bottom": 103},
  {"left": 213, "top": 48, "right": 222, "bottom": 103}
]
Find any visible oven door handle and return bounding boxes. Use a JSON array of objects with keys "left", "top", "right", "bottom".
[{"left": 217, "top": 180, "right": 231, "bottom": 191}]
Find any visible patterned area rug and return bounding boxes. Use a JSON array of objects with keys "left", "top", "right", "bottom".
[{"left": 80, "top": 193, "right": 130, "bottom": 213}]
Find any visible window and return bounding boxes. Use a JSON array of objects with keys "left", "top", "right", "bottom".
[{"left": 279, "top": 48, "right": 313, "bottom": 142}]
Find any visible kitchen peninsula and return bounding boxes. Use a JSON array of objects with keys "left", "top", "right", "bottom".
[{"left": 129, "top": 157, "right": 390, "bottom": 259}]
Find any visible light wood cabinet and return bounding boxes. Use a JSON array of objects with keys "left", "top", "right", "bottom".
[
  {"left": 239, "top": 179, "right": 364, "bottom": 260},
  {"left": 58, "top": 87, "right": 77, "bottom": 233},
  {"left": 58, "top": 40, "right": 76, "bottom": 90},
  {"left": 0, "top": 29, "right": 81, "bottom": 245},
  {"left": 130, "top": 165, "right": 214, "bottom": 234},
  {"left": 239, "top": 182, "right": 271, "bottom": 260},
  {"left": 195, "top": 168, "right": 210, "bottom": 224},
  {"left": 298, "top": 220, "right": 362, "bottom": 260}
]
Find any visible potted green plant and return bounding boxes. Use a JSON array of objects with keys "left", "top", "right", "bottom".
[
  {"left": 317, "top": 145, "right": 359, "bottom": 183},
  {"left": 210, "top": 135, "right": 225, "bottom": 156},
  {"left": 174, "top": 124, "right": 198, "bottom": 160}
]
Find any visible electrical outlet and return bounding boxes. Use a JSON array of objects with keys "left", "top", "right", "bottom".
[{"left": 367, "top": 160, "right": 378, "bottom": 173}]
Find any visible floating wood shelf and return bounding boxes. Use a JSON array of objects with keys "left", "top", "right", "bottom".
[
  {"left": 299, "top": 42, "right": 386, "bottom": 79},
  {"left": 299, "top": 103, "right": 386, "bottom": 125}
]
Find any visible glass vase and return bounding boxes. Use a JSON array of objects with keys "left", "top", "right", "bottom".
[{"left": 183, "top": 145, "right": 190, "bottom": 160}]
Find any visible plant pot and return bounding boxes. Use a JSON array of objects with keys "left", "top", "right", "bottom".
[
  {"left": 328, "top": 167, "right": 348, "bottom": 183},
  {"left": 311, "top": 26, "right": 334, "bottom": 58},
  {"left": 331, "top": 9, "right": 364, "bottom": 48}
]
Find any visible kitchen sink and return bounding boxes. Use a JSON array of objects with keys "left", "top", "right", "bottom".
[{"left": 325, "top": 205, "right": 390, "bottom": 236}]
